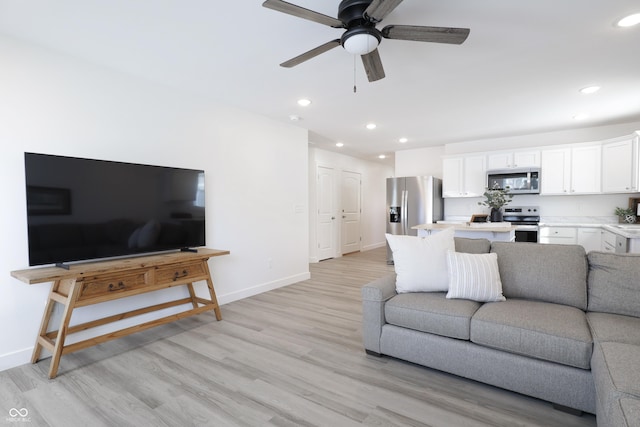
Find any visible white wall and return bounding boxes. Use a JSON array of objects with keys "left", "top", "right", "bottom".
[
  {"left": 395, "top": 123, "right": 640, "bottom": 222},
  {"left": 395, "top": 146, "right": 445, "bottom": 178},
  {"left": 308, "top": 147, "right": 394, "bottom": 262},
  {"left": 0, "top": 35, "right": 309, "bottom": 371}
]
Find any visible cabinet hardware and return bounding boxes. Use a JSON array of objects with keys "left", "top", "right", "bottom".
[
  {"left": 108, "top": 281, "right": 125, "bottom": 291},
  {"left": 173, "top": 270, "right": 189, "bottom": 281}
]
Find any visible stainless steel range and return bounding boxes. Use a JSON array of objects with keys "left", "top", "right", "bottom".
[{"left": 503, "top": 206, "right": 540, "bottom": 242}]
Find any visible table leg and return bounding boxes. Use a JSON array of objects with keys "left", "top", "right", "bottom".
[
  {"left": 31, "top": 281, "right": 58, "bottom": 364},
  {"left": 47, "top": 280, "right": 82, "bottom": 379},
  {"left": 202, "top": 261, "right": 222, "bottom": 320}
]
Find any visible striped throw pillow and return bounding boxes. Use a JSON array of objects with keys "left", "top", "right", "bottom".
[{"left": 446, "top": 250, "right": 506, "bottom": 302}]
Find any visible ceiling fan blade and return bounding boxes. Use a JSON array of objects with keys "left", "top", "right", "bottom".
[
  {"left": 262, "top": 0, "right": 344, "bottom": 28},
  {"left": 280, "top": 39, "right": 342, "bottom": 68},
  {"left": 382, "top": 25, "right": 470, "bottom": 44},
  {"left": 361, "top": 49, "right": 385, "bottom": 82},
  {"left": 364, "top": 0, "right": 404, "bottom": 23}
]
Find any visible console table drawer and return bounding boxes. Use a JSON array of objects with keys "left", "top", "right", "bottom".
[
  {"left": 155, "top": 262, "right": 207, "bottom": 284},
  {"left": 79, "top": 272, "right": 150, "bottom": 299}
]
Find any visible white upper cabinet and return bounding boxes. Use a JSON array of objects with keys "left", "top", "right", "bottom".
[
  {"left": 571, "top": 145, "right": 602, "bottom": 194},
  {"left": 443, "top": 132, "right": 639, "bottom": 198},
  {"left": 487, "top": 150, "right": 540, "bottom": 170},
  {"left": 541, "top": 148, "right": 571, "bottom": 194},
  {"left": 443, "top": 155, "right": 486, "bottom": 198},
  {"left": 601, "top": 135, "right": 639, "bottom": 193},
  {"left": 541, "top": 145, "right": 601, "bottom": 195}
]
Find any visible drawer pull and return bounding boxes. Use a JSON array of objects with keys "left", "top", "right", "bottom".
[
  {"left": 108, "top": 282, "right": 126, "bottom": 291},
  {"left": 173, "top": 270, "right": 188, "bottom": 281}
]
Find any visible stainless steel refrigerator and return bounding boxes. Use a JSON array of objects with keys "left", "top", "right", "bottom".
[{"left": 386, "top": 176, "right": 444, "bottom": 264}]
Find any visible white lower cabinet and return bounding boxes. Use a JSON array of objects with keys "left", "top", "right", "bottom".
[
  {"left": 577, "top": 228, "right": 602, "bottom": 253},
  {"left": 539, "top": 226, "right": 577, "bottom": 245},
  {"left": 540, "top": 226, "right": 622, "bottom": 253},
  {"left": 601, "top": 230, "right": 617, "bottom": 252}
]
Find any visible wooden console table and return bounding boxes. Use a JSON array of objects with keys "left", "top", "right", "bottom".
[{"left": 11, "top": 248, "right": 229, "bottom": 379}]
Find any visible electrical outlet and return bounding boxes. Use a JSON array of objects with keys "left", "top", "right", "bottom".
[{"left": 267, "top": 258, "right": 273, "bottom": 269}]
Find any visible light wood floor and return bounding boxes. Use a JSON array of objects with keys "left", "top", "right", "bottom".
[{"left": 1, "top": 248, "right": 597, "bottom": 426}]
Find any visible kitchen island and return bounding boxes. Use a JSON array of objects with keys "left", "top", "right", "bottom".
[{"left": 413, "top": 222, "right": 516, "bottom": 242}]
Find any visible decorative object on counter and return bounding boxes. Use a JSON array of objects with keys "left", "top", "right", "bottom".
[
  {"left": 629, "top": 197, "right": 640, "bottom": 218},
  {"left": 615, "top": 207, "right": 637, "bottom": 224},
  {"left": 478, "top": 184, "right": 513, "bottom": 223},
  {"left": 470, "top": 214, "right": 488, "bottom": 223}
]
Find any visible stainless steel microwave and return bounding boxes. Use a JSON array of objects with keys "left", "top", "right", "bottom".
[{"left": 486, "top": 167, "right": 540, "bottom": 194}]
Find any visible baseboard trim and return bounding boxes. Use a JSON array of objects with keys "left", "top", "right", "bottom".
[
  {"left": 362, "top": 242, "right": 386, "bottom": 252},
  {"left": 217, "top": 272, "right": 311, "bottom": 305},
  {"left": 0, "top": 347, "right": 34, "bottom": 372}
]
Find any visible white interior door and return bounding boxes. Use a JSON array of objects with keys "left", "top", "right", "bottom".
[
  {"left": 341, "top": 171, "right": 361, "bottom": 254},
  {"left": 317, "top": 166, "right": 336, "bottom": 261}
]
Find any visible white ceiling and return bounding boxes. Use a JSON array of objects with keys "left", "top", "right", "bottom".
[{"left": 1, "top": 0, "right": 640, "bottom": 163}]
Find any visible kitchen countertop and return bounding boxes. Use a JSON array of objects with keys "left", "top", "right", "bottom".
[{"left": 413, "top": 223, "right": 515, "bottom": 233}]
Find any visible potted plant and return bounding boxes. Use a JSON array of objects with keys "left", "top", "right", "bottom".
[
  {"left": 478, "top": 184, "right": 513, "bottom": 222},
  {"left": 615, "top": 207, "right": 636, "bottom": 224}
]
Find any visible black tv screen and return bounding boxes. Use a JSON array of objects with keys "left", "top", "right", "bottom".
[{"left": 24, "top": 153, "right": 205, "bottom": 266}]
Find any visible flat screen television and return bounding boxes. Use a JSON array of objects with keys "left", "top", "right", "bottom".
[{"left": 24, "top": 152, "right": 205, "bottom": 267}]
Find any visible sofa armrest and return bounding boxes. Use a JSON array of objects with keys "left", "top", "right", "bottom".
[{"left": 361, "top": 273, "right": 397, "bottom": 354}]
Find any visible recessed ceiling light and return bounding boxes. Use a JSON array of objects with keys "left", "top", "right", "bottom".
[
  {"left": 336, "top": 142, "right": 344, "bottom": 147},
  {"left": 580, "top": 86, "right": 601, "bottom": 94},
  {"left": 378, "top": 154, "right": 386, "bottom": 159},
  {"left": 297, "top": 98, "right": 312, "bottom": 107},
  {"left": 289, "top": 115, "right": 301, "bottom": 121},
  {"left": 366, "top": 123, "right": 377, "bottom": 130},
  {"left": 398, "top": 137, "right": 408, "bottom": 143},
  {"left": 617, "top": 13, "right": 640, "bottom": 27},
  {"left": 573, "top": 113, "right": 589, "bottom": 121}
]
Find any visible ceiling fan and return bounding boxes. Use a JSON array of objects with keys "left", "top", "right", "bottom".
[{"left": 262, "top": 0, "right": 470, "bottom": 82}]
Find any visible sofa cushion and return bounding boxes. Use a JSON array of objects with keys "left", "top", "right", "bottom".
[
  {"left": 385, "top": 292, "right": 481, "bottom": 340},
  {"left": 618, "top": 398, "right": 640, "bottom": 427},
  {"left": 587, "top": 312, "right": 640, "bottom": 345},
  {"left": 385, "top": 229, "right": 455, "bottom": 293},
  {"left": 592, "top": 342, "right": 640, "bottom": 426},
  {"left": 454, "top": 237, "right": 491, "bottom": 254},
  {"left": 445, "top": 251, "right": 506, "bottom": 302},
  {"left": 471, "top": 299, "right": 592, "bottom": 369},
  {"left": 588, "top": 251, "right": 640, "bottom": 318},
  {"left": 490, "top": 242, "right": 588, "bottom": 310}
]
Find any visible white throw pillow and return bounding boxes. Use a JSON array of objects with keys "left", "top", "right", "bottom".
[
  {"left": 446, "top": 250, "right": 506, "bottom": 302},
  {"left": 386, "top": 228, "right": 455, "bottom": 293}
]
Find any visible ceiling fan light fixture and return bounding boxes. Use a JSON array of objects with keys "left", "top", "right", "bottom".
[
  {"left": 580, "top": 86, "right": 601, "bottom": 94},
  {"left": 617, "top": 13, "right": 640, "bottom": 27},
  {"left": 342, "top": 27, "right": 381, "bottom": 55}
]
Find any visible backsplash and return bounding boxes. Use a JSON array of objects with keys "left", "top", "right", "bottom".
[{"left": 443, "top": 193, "right": 638, "bottom": 225}]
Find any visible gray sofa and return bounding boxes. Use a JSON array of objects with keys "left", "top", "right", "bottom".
[{"left": 362, "top": 238, "right": 640, "bottom": 426}]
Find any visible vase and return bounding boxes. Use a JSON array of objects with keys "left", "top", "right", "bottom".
[{"left": 490, "top": 208, "right": 503, "bottom": 223}]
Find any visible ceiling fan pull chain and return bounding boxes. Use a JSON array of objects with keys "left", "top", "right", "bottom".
[{"left": 353, "top": 55, "right": 357, "bottom": 93}]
